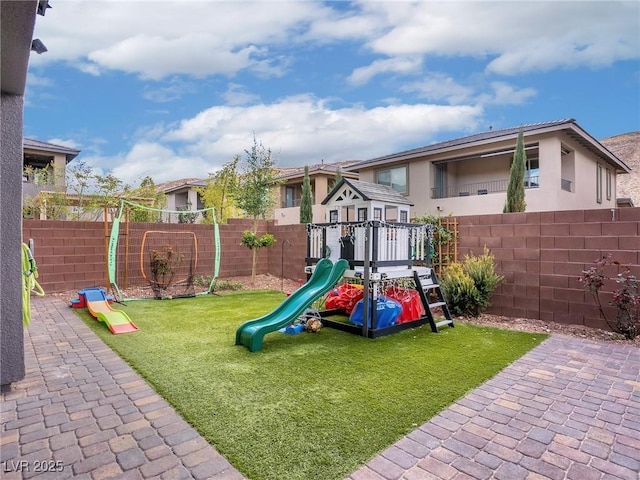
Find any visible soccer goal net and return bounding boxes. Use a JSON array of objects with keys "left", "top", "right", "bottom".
[{"left": 108, "top": 200, "right": 220, "bottom": 300}]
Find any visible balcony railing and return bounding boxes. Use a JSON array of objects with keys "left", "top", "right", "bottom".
[
  {"left": 431, "top": 177, "right": 539, "bottom": 199},
  {"left": 281, "top": 199, "right": 301, "bottom": 208},
  {"left": 561, "top": 178, "right": 572, "bottom": 192}
]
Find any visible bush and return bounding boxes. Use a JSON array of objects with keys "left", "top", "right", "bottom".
[
  {"left": 440, "top": 263, "right": 481, "bottom": 317},
  {"left": 241, "top": 231, "right": 275, "bottom": 249},
  {"left": 463, "top": 247, "right": 504, "bottom": 314},
  {"left": 441, "top": 247, "right": 503, "bottom": 317},
  {"left": 579, "top": 255, "right": 639, "bottom": 339}
]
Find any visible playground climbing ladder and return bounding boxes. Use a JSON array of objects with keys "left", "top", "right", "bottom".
[{"left": 413, "top": 268, "right": 454, "bottom": 333}]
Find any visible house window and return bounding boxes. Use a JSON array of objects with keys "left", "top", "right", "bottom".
[
  {"left": 342, "top": 206, "right": 355, "bottom": 222},
  {"left": 329, "top": 209, "right": 338, "bottom": 223},
  {"left": 434, "top": 163, "right": 447, "bottom": 198},
  {"left": 376, "top": 165, "right": 408, "bottom": 194},
  {"left": 385, "top": 206, "right": 398, "bottom": 222},
  {"left": 606, "top": 169, "right": 612, "bottom": 201},
  {"left": 560, "top": 146, "right": 575, "bottom": 193},
  {"left": 400, "top": 210, "right": 408, "bottom": 223},
  {"left": 283, "top": 186, "right": 299, "bottom": 208},
  {"left": 373, "top": 208, "right": 382, "bottom": 221},
  {"left": 357, "top": 208, "right": 367, "bottom": 222},
  {"left": 596, "top": 164, "right": 603, "bottom": 204},
  {"left": 525, "top": 158, "right": 539, "bottom": 187}
]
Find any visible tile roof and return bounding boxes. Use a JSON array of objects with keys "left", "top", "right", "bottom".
[
  {"left": 23, "top": 137, "right": 81, "bottom": 162},
  {"left": 156, "top": 178, "right": 207, "bottom": 193},
  {"left": 275, "top": 160, "right": 360, "bottom": 180},
  {"left": 344, "top": 118, "right": 630, "bottom": 173},
  {"left": 322, "top": 179, "right": 413, "bottom": 206}
]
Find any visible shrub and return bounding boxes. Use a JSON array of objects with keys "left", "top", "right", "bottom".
[
  {"left": 440, "top": 263, "right": 481, "bottom": 317},
  {"left": 441, "top": 247, "right": 503, "bottom": 317},
  {"left": 463, "top": 247, "right": 504, "bottom": 314},
  {"left": 579, "top": 255, "right": 639, "bottom": 339}
]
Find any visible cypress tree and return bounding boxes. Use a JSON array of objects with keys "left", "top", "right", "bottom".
[
  {"left": 300, "top": 165, "right": 313, "bottom": 223},
  {"left": 332, "top": 167, "right": 343, "bottom": 189},
  {"left": 503, "top": 128, "right": 527, "bottom": 213}
]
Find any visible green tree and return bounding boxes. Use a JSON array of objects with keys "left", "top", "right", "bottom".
[
  {"left": 92, "top": 173, "right": 126, "bottom": 220},
  {"left": 503, "top": 127, "right": 527, "bottom": 213},
  {"left": 127, "top": 176, "right": 166, "bottom": 222},
  {"left": 236, "top": 136, "right": 279, "bottom": 283},
  {"left": 196, "top": 157, "right": 240, "bottom": 224},
  {"left": 65, "top": 161, "right": 127, "bottom": 221},
  {"left": 331, "top": 167, "right": 343, "bottom": 189},
  {"left": 240, "top": 230, "right": 276, "bottom": 283},
  {"left": 299, "top": 165, "right": 313, "bottom": 223},
  {"left": 28, "top": 191, "right": 69, "bottom": 220},
  {"left": 65, "top": 160, "right": 94, "bottom": 219},
  {"left": 23, "top": 163, "right": 68, "bottom": 219}
]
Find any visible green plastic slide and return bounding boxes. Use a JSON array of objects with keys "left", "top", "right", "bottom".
[{"left": 235, "top": 258, "right": 349, "bottom": 352}]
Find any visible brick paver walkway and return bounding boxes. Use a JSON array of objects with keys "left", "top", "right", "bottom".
[
  {"left": 2, "top": 296, "right": 639, "bottom": 479},
  {"left": 348, "top": 335, "right": 640, "bottom": 480},
  {"left": 1, "top": 297, "right": 245, "bottom": 479}
]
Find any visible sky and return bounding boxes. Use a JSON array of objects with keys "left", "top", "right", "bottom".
[{"left": 25, "top": 0, "right": 640, "bottom": 187}]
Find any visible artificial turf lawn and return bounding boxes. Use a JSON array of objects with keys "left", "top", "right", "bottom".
[{"left": 78, "top": 291, "right": 547, "bottom": 480}]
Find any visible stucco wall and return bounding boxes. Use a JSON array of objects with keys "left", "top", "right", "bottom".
[
  {"left": 1, "top": 93, "right": 26, "bottom": 385},
  {"left": 275, "top": 204, "right": 326, "bottom": 225},
  {"left": 356, "top": 132, "right": 620, "bottom": 217}
]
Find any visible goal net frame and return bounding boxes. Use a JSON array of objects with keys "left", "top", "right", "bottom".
[{"left": 107, "top": 199, "right": 220, "bottom": 301}]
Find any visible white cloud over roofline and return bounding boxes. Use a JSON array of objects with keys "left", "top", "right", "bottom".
[{"left": 84, "top": 96, "right": 482, "bottom": 185}]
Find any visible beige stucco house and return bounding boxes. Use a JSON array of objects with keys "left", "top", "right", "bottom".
[
  {"left": 22, "top": 137, "right": 80, "bottom": 199},
  {"left": 345, "top": 119, "right": 631, "bottom": 218},
  {"left": 273, "top": 161, "right": 358, "bottom": 224},
  {"left": 158, "top": 178, "right": 207, "bottom": 212}
]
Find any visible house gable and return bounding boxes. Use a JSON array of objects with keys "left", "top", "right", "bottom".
[
  {"left": 322, "top": 179, "right": 412, "bottom": 223},
  {"left": 347, "top": 119, "right": 630, "bottom": 175},
  {"left": 345, "top": 120, "right": 629, "bottom": 216}
]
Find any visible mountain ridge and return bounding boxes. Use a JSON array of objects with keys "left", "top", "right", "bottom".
[{"left": 601, "top": 131, "right": 640, "bottom": 206}]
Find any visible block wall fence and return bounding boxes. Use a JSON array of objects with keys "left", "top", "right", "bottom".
[
  {"left": 455, "top": 207, "right": 640, "bottom": 331},
  {"left": 22, "top": 218, "right": 298, "bottom": 294},
  {"left": 22, "top": 207, "right": 640, "bottom": 331}
]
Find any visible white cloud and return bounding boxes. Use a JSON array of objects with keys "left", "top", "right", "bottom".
[
  {"left": 30, "top": 1, "right": 638, "bottom": 86},
  {"left": 142, "top": 78, "right": 198, "bottom": 103},
  {"left": 353, "top": 1, "right": 639, "bottom": 80},
  {"left": 89, "top": 142, "right": 211, "bottom": 186},
  {"left": 47, "top": 137, "right": 82, "bottom": 150},
  {"left": 25, "top": 73, "right": 52, "bottom": 88},
  {"left": 348, "top": 56, "right": 423, "bottom": 86},
  {"left": 479, "top": 82, "right": 537, "bottom": 106},
  {"left": 91, "top": 96, "right": 482, "bottom": 185},
  {"left": 401, "top": 74, "right": 474, "bottom": 105},
  {"left": 77, "top": 95, "right": 483, "bottom": 185},
  {"left": 222, "top": 83, "right": 260, "bottom": 106},
  {"left": 31, "top": 0, "right": 330, "bottom": 79},
  {"left": 89, "top": 35, "right": 262, "bottom": 80}
]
